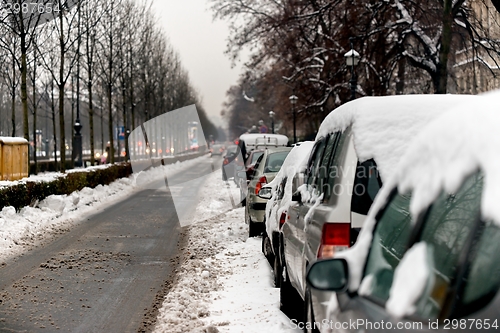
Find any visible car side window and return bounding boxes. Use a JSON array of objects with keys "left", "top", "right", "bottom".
[
  {"left": 305, "top": 138, "right": 327, "bottom": 188},
  {"left": 314, "top": 133, "right": 340, "bottom": 197},
  {"left": 413, "top": 173, "right": 483, "bottom": 319},
  {"left": 264, "top": 151, "right": 289, "bottom": 173},
  {"left": 361, "top": 191, "right": 413, "bottom": 302},
  {"left": 351, "top": 159, "right": 382, "bottom": 216},
  {"left": 324, "top": 128, "right": 350, "bottom": 201}
]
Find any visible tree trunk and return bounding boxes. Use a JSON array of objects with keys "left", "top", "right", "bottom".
[
  {"left": 396, "top": 57, "right": 406, "bottom": 95},
  {"left": 88, "top": 81, "right": 95, "bottom": 165},
  {"left": 11, "top": 58, "right": 16, "bottom": 137},
  {"left": 436, "top": 0, "right": 453, "bottom": 94},
  {"left": 18, "top": 8, "right": 29, "bottom": 143},
  {"left": 51, "top": 79, "right": 58, "bottom": 170},
  {"left": 58, "top": 1, "right": 66, "bottom": 171},
  {"left": 32, "top": 60, "right": 38, "bottom": 174},
  {"left": 108, "top": 83, "right": 114, "bottom": 164}
]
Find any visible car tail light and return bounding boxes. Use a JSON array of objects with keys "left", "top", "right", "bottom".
[
  {"left": 279, "top": 211, "right": 287, "bottom": 229},
  {"left": 317, "top": 223, "right": 350, "bottom": 259},
  {"left": 223, "top": 158, "right": 229, "bottom": 165},
  {"left": 255, "top": 176, "right": 267, "bottom": 195}
]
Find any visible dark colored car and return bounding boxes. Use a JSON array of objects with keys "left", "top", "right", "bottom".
[{"left": 221, "top": 145, "right": 242, "bottom": 182}]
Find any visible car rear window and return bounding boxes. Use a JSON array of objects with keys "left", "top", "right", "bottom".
[
  {"left": 264, "top": 151, "right": 289, "bottom": 173},
  {"left": 351, "top": 159, "right": 382, "bottom": 216}
]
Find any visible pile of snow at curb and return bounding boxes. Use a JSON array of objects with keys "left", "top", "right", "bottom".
[{"left": 315, "top": 94, "right": 479, "bottom": 181}]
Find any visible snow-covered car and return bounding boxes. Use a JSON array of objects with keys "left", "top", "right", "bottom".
[
  {"left": 306, "top": 92, "right": 500, "bottom": 333},
  {"left": 260, "top": 141, "right": 315, "bottom": 287},
  {"left": 245, "top": 147, "right": 292, "bottom": 237},
  {"left": 280, "top": 94, "right": 480, "bottom": 330}
]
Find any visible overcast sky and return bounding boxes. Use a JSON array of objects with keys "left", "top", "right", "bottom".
[{"left": 152, "top": 0, "right": 247, "bottom": 127}]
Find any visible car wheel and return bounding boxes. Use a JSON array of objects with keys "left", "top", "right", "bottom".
[
  {"left": 261, "top": 232, "right": 274, "bottom": 266},
  {"left": 247, "top": 209, "right": 260, "bottom": 237},
  {"left": 304, "top": 288, "right": 320, "bottom": 333},
  {"left": 273, "top": 250, "right": 281, "bottom": 288},
  {"left": 280, "top": 264, "right": 304, "bottom": 322}
]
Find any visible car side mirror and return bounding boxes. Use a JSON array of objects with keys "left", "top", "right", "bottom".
[
  {"left": 306, "top": 258, "right": 349, "bottom": 292},
  {"left": 292, "top": 191, "right": 302, "bottom": 203},
  {"left": 258, "top": 187, "right": 273, "bottom": 200}
]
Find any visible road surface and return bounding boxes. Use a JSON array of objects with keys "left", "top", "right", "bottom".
[{"left": 0, "top": 156, "right": 219, "bottom": 332}]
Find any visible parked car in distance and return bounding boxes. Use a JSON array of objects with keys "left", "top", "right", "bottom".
[
  {"left": 244, "top": 147, "right": 292, "bottom": 237},
  {"left": 280, "top": 94, "right": 480, "bottom": 331},
  {"left": 260, "top": 141, "right": 315, "bottom": 288},
  {"left": 239, "top": 133, "right": 288, "bottom": 152},
  {"left": 222, "top": 144, "right": 242, "bottom": 181},
  {"left": 306, "top": 93, "right": 500, "bottom": 333},
  {"left": 236, "top": 133, "right": 289, "bottom": 204},
  {"left": 210, "top": 144, "right": 224, "bottom": 156}
]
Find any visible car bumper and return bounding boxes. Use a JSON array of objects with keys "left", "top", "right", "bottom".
[{"left": 248, "top": 195, "right": 267, "bottom": 223}]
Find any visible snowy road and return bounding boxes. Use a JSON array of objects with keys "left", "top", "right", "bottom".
[{"left": 0, "top": 157, "right": 217, "bottom": 332}]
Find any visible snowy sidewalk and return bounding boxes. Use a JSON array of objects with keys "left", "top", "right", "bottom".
[{"left": 153, "top": 171, "right": 300, "bottom": 333}]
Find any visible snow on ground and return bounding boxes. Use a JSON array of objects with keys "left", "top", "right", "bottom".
[
  {"left": 0, "top": 156, "right": 206, "bottom": 263},
  {"left": 153, "top": 171, "right": 301, "bottom": 333},
  {"left": 2, "top": 154, "right": 302, "bottom": 332}
]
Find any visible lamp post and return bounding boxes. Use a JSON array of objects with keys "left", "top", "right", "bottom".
[
  {"left": 344, "top": 38, "right": 360, "bottom": 101},
  {"left": 73, "top": 73, "right": 83, "bottom": 167},
  {"left": 289, "top": 95, "right": 298, "bottom": 143},
  {"left": 269, "top": 111, "right": 275, "bottom": 134}
]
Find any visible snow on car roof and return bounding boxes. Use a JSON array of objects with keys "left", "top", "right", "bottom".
[
  {"left": 315, "top": 94, "right": 480, "bottom": 181},
  {"left": 390, "top": 91, "right": 500, "bottom": 224}
]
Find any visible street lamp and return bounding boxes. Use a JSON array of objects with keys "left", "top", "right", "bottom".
[
  {"left": 289, "top": 95, "right": 298, "bottom": 143},
  {"left": 269, "top": 111, "right": 275, "bottom": 134},
  {"left": 344, "top": 38, "right": 360, "bottom": 101},
  {"left": 73, "top": 73, "right": 83, "bottom": 167}
]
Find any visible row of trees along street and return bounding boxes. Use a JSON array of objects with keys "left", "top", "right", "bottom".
[
  {"left": 0, "top": 0, "right": 218, "bottom": 173},
  {"left": 212, "top": 0, "right": 500, "bottom": 139}
]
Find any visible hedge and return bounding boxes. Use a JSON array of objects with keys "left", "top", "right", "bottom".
[{"left": 0, "top": 162, "right": 132, "bottom": 211}]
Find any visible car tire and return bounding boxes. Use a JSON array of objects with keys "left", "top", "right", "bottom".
[
  {"left": 280, "top": 264, "right": 304, "bottom": 322},
  {"left": 273, "top": 251, "right": 281, "bottom": 288},
  {"left": 304, "top": 287, "right": 320, "bottom": 333},
  {"left": 261, "top": 232, "right": 274, "bottom": 267},
  {"left": 247, "top": 209, "right": 260, "bottom": 237}
]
